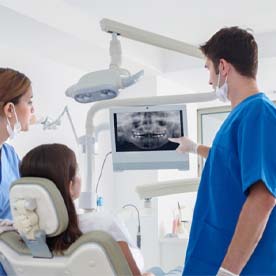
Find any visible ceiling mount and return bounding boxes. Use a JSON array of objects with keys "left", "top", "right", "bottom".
[{"left": 100, "top": 18, "right": 203, "bottom": 59}]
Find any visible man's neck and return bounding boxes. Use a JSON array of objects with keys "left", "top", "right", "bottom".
[{"left": 228, "top": 77, "right": 259, "bottom": 109}]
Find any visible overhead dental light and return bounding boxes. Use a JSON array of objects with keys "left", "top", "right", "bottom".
[
  {"left": 66, "top": 18, "right": 204, "bottom": 104},
  {"left": 65, "top": 33, "right": 144, "bottom": 103}
]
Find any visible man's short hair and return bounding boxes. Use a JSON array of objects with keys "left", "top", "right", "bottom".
[{"left": 200, "top": 27, "right": 258, "bottom": 79}]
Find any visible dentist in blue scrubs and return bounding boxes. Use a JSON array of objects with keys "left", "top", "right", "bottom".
[
  {"left": 170, "top": 27, "right": 276, "bottom": 275},
  {"left": 0, "top": 68, "right": 34, "bottom": 275},
  {"left": 0, "top": 68, "right": 34, "bottom": 220}
]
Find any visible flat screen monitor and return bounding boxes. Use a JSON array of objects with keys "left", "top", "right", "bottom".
[{"left": 109, "top": 104, "right": 189, "bottom": 171}]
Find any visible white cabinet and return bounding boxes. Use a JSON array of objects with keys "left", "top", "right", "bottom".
[{"left": 159, "top": 238, "right": 188, "bottom": 271}]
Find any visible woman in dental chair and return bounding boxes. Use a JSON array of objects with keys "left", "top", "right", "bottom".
[{"left": 20, "top": 143, "right": 155, "bottom": 276}]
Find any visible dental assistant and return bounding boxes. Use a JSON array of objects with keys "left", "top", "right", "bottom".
[
  {"left": 170, "top": 27, "right": 276, "bottom": 275},
  {"left": 0, "top": 68, "right": 34, "bottom": 220}
]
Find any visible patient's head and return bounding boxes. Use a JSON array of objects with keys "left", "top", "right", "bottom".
[{"left": 20, "top": 143, "right": 82, "bottom": 252}]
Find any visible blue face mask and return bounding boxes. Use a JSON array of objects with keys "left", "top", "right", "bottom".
[
  {"left": 215, "top": 72, "right": 229, "bottom": 102},
  {"left": 6, "top": 104, "right": 21, "bottom": 139}
]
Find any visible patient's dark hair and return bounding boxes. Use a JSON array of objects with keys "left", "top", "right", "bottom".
[{"left": 20, "top": 143, "right": 82, "bottom": 252}]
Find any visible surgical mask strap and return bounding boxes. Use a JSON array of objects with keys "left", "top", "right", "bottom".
[
  {"left": 217, "top": 71, "right": 228, "bottom": 87},
  {"left": 224, "top": 74, "right": 228, "bottom": 85},
  {"left": 7, "top": 103, "right": 20, "bottom": 124},
  {"left": 6, "top": 103, "right": 21, "bottom": 139},
  {"left": 215, "top": 71, "right": 229, "bottom": 102},
  {"left": 13, "top": 104, "right": 20, "bottom": 124},
  {"left": 6, "top": 116, "right": 12, "bottom": 128},
  {"left": 217, "top": 72, "right": 221, "bottom": 87}
]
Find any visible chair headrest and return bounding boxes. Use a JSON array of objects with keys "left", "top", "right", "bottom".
[{"left": 10, "top": 177, "right": 69, "bottom": 238}]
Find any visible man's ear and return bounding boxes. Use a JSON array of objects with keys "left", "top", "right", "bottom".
[
  {"left": 219, "top": 59, "right": 230, "bottom": 77},
  {"left": 3, "top": 102, "right": 14, "bottom": 118}
]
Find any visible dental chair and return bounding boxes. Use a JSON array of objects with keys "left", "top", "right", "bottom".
[{"left": 0, "top": 177, "right": 133, "bottom": 276}]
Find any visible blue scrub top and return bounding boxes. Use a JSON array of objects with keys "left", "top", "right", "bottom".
[
  {"left": 0, "top": 143, "right": 20, "bottom": 220},
  {"left": 183, "top": 93, "right": 276, "bottom": 275}
]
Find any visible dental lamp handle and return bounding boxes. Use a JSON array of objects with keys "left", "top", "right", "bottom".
[{"left": 121, "top": 70, "right": 144, "bottom": 88}]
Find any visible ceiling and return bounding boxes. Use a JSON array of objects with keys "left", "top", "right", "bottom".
[
  {"left": 0, "top": 0, "right": 276, "bottom": 73},
  {"left": 65, "top": 0, "right": 276, "bottom": 43}
]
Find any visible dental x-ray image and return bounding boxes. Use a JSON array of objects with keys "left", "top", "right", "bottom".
[{"left": 114, "top": 110, "right": 183, "bottom": 152}]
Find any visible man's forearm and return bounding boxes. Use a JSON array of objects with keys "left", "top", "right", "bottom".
[
  {"left": 221, "top": 182, "right": 275, "bottom": 274},
  {"left": 197, "top": 144, "right": 210, "bottom": 159}
]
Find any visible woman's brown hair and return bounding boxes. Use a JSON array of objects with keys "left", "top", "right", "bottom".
[
  {"left": 0, "top": 68, "right": 31, "bottom": 114},
  {"left": 20, "top": 143, "right": 82, "bottom": 252}
]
